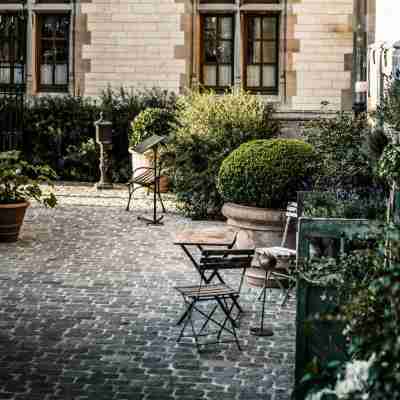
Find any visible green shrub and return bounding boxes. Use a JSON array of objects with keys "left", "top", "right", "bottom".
[
  {"left": 18, "top": 87, "right": 177, "bottom": 183},
  {"left": 129, "top": 107, "right": 175, "bottom": 148},
  {"left": 303, "top": 112, "right": 377, "bottom": 192},
  {"left": 171, "top": 89, "right": 280, "bottom": 218},
  {"left": 217, "top": 138, "right": 317, "bottom": 209}
]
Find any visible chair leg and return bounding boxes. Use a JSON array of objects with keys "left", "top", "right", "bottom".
[
  {"left": 198, "top": 304, "right": 218, "bottom": 335},
  {"left": 215, "top": 299, "right": 241, "bottom": 351},
  {"left": 250, "top": 279, "right": 274, "bottom": 337},
  {"left": 280, "top": 279, "right": 296, "bottom": 307},
  {"left": 157, "top": 183, "right": 166, "bottom": 213},
  {"left": 126, "top": 184, "right": 134, "bottom": 211}
]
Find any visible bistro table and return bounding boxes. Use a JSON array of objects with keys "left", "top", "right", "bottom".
[{"left": 173, "top": 227, "right": 243, "bottom": 325}]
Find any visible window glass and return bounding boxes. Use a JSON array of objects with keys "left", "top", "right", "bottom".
[
  {"left": 262, "top": 65, "right": 276, "bottom": 87},
  {"left": 262, "top": 42, "right": 276, "bottom": 63},
  {"left": 220, "top": 17, "right": 232, "bottom": 39},
  {"left": 203, "top": 65, "right": 217, "bottom": 86},
  {"left": 38, "top": 14, "right": 69, "bottom": 91},
  {"left": 245, "top": 15, "right": 279, "bottom": 93},
  {"left": 0, "top": 13, "right": 26, "bottom": 87},
  {"left": 247, "top": 65, "right": 260, "bottom": 87},
  {"left": 202, "top": 15, "right": 233, "bottom": 89},
  {"left": 262, "top": 17, "right": 276, "bottom": 39},
  {"left": 218, "top": 41, "right": 232, "bottom": 63}
]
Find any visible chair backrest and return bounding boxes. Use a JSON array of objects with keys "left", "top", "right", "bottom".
[
  {"left": 281, "top": 202, "right": 298, "bottom": 248},
  {"left": 200, "top": 249, "right": 255, "bottom": 292}
]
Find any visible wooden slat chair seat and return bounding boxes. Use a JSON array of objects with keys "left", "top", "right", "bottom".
[
  {"left": 174, "top": 248, "right": 254, "bottom": 352},
  {"left": 126, "top": 166, "right": 166, "bottom": 213}
]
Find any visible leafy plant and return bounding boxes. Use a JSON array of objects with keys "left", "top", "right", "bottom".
[
  {"left": 63, "top": 138, "right": 99, "bottom": 182},
  {"left": 377, "top": 78, "right": 400, "bottom": 133},
  {"left": 171, "top": 89, "right": 280, "bottom": 218},
  {"left": 217, "top": 138, "right": 317, "bottom": 209},
  {"left": 0, "top": 150, "right": 57, "bottom": 207},
  {"left": 16, "top": 87, "right": 177, "bottom": 183},
  {"left": 378, "top": 143, "right": 400, "bottom": 186},
  {"left": 302, "top": 191, "right": 387, "bottom": 221},
  {"left": 129, "top": 107, "right": 175, "bottom": 148},
  {"left": 303, "top": 112, "right": 376, "bottom": 192},
  {"left": 299, "top": 225, "right": 400, "bottom": 400}
]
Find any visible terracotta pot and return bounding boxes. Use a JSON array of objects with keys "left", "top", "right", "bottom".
[
  {"left": 158, "top": 175, "right": 170, "bottom": 193},
  {"left": 221, "top": 202, "right": 285, "bottom": 249},
  {"left": 0, "top": 201, "right": 30, "bottom": 242}
]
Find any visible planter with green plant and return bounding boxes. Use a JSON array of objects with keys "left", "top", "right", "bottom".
[
  {"left": 0, "top": 150, "right": 57, "bottom": 242},
  {"left": 170, "top": 89, "right": 280, "bottom": 219},
  {"left": 217, "top": 138, "right": 317, "bottom": 248}
]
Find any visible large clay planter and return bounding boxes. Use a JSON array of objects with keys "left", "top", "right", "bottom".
[
  {"left": 0, "top": 201, "right": 30, "bottom": 242},
  {"left": 222, "top": 202, "right": 285, "bottom": 249},
  {"left": 222, "top": 202, "right": 287, "bottom": 288}
]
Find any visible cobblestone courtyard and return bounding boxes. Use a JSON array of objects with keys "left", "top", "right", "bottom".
[{"left": 0, "top": 185, "right": 295, "bottom": 400}]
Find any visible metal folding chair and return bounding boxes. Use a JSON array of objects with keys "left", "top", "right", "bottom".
[
  {"left": 126, "top": 135, "right": 167, "bottom": 225},
  {"left": 174, "top": 248, "right": 254, "bottom": 352},
  {"left": 251, "top": 202, "right": 297, "bottom": 336}
]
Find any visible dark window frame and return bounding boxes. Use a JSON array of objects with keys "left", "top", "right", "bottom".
[
  {"left": 200, "top": 13, "right": 235, "bottom": 91},
  {"left": 0, "top": 11, "right": 26, "bottom": 91},
  {"left": 37, "top": 13, "right": 70, "bottom": 93},
  {"left": 244, "top": 13, "right": 280, "bottom": 94}
]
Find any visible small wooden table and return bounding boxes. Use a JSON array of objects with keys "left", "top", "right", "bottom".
[{"left": 174, "top": 227, "right": 237, "bottom": 277}]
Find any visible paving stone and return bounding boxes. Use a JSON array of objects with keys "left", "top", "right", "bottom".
[{"left": 0, "top": 184, "right": 295, "bottom": 400}]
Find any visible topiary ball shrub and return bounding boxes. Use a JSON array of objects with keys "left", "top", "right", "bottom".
[{"left": 217, "top": 138, "right": 317, "bottom": 209}]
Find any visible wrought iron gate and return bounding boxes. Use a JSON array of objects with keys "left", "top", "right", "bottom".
[{"left": 0, "top": 12, "right": 26, "bottom": 152}]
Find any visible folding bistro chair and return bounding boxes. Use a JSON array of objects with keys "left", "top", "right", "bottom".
[
  {"left": 251, "top": 202, "right": 297, "bottom": 336},
  {"left": 174, "top": 248, "right": 254, "bottom": 352}
]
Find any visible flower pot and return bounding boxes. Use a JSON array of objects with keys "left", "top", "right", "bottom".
[
  {"left": 221, "top": 202, "right": 286, "bottom": 249},
  {"left": 0, "top": 201, "right": 30, "bottom": 242},
  {"left": 129, "top": 147, "right": 151, "bottom": 178}
]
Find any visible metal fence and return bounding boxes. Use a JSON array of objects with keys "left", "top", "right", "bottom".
[
  {"left": 0, "top": 87, "right": 24, "bottom": 152},
  {"left": 0, "top": 12, "right": 26, "bottom": 152}
]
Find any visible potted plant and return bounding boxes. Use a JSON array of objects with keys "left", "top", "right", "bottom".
[
  {"left": 217, "top": 138, "right": 317, "bottom": 249},
  {"left": 0, "top": 150, "right": 57, "bottom": 242},
  {"left": 128, "top": 107, "right": 175, "bottom": 192}
]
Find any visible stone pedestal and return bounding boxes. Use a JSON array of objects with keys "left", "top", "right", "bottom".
[{"left": 96, "top": 143, "right": 113, "bottom": 190}]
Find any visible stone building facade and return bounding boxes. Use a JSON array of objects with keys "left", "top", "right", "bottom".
[{"left": 0, "top": 0, "right": 379, "bottom": 116}]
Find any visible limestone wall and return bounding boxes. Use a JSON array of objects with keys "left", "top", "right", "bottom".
[
  {"left": 288, "top": 0, "right": 354, "bottom": 111},
  {"left": 79, "top": 0, "right": 186, "bottom": 97}
]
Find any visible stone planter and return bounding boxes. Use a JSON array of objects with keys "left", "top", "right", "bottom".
[
  {"left": 129, "top": 147, "right": 151, "bottom": 179},
  {"left": 0, "top": 201, "right": 30, "bottom": 242},
  {"left": 221, "top": 202, "right": 286, "bottom": 249}
]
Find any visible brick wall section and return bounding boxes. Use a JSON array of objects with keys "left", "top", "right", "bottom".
[
  {"left": 80, "top": 0, "right": 186, "bottom": 96},
  {"left": 289, "top": 0, "right": 354, "bottom": 111}
]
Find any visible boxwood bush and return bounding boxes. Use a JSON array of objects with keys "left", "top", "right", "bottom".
[
  {"left": 217, "top": 138, "right": 317, "bottom": 209},
  {"left": 171, "top": 89, "right": 280, "bottom": 218}
]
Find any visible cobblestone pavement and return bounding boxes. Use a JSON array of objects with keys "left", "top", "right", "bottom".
[{"left": 0, "top": 184, "right": 295, "bottom": 400}]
